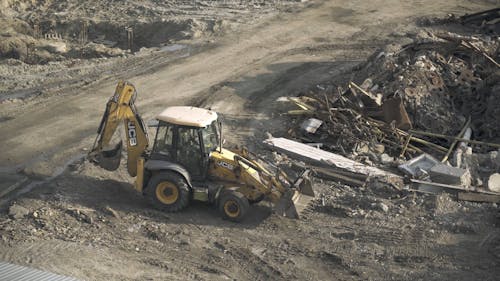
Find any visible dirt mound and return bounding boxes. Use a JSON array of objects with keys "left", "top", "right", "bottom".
[
  {"left": 0, "top": 0, "right": 299, "bottom": 64},
  {"left": 0, "top": 17, "right": 207, "bottom": 64},
  {"left": 0, "top": 0, "right": 305, "bottom": 101}
]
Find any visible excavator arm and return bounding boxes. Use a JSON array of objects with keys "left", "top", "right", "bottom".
[{"left": 89, "top": 81, "right": 149, "bottom": 177}]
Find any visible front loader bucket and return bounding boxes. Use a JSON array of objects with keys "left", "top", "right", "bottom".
[
  {"left": 275, "top": 170, "right": 315, "bottom": 218},
  {"left": 93, "top": 141, "right": 122, "bottom": 171}
]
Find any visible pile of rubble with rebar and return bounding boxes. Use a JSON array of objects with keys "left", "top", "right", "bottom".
[{"left": 267, "top": 9, "right": 500, "bottom": 203}]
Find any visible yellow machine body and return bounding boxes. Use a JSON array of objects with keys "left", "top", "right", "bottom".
[
  {"left": 90, "top": 81, "right": 315, "bottom": 220},
  {"left": 208, "top": 148, "right": 286, "bottom": 203}
]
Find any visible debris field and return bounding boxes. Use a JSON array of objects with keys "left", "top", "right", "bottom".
[{"left": 0, "top": 1, "right": 499, "bottom": 281}]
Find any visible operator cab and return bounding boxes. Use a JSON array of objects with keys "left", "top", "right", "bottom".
[{"left": 151, "top": 106, "right": 220, "bottom": 180}]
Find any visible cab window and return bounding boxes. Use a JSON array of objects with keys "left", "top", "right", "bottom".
[
  {"left": 201, "top": 121, "right": 219, "bottom": 153},
  {"left": 153, "top": 122, "right": 174, "bottom": 158},
  {"left": 177, "top": 126, "right": 202, "bottom": 176}
]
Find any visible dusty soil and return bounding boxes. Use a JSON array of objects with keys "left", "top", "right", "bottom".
[
  {"left": 2, "top": 164, "right": 499, "bottom": 281},
  {"left": 0, "top": 0, "right": 302, "bottom": 99},
  {"left": 1, "top": 0, "right": 500, "bottom": 280}
]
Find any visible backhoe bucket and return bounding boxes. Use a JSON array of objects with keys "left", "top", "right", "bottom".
[
  {"left": 275, "top": 170, "right": 315, "bottom": 218},
  {"left": 94, "top": 141, "right": 122, "bottom": 171}
]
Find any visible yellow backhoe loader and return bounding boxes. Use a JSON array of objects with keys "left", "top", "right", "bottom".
[{"left": 89, "top": 81, "right": 314, "bottom": 222}]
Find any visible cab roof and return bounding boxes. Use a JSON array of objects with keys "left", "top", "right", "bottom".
[{"left": 156, "top": 106, "right": 218, "bottom": 127}]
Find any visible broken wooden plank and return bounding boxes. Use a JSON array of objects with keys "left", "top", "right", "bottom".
[
  {"left": 442, "top": 117, "right": 471, "bottom": 163},
  {"left": 283, "top": 110, "right": 316, "bottom": 116},
  {"left": 458, "top": 192, "right": 500, "bottom": 203},
  {"left": 407, "top": 187, "right": 441, "bottom": 195},
  {"left": 410, "top": 179, "right": 471, "bottom": 191},
  {"left": 349, "top": 81, "right": 382, "bottom": 106},
  {"left": 263, "top": 137, "right": 401, "bottom": 184},
  {"left": 408, "top": 129, "right": 500, "bottom": 149},
  {"left": 410, "top": 179, "right": 500, "bottom": 196},
  {"left": 291, "top": 161, "right": 368, "bottom": 182},
  {"left": 407, "top": 135, "right": 449, "bottom": 153},
  {"left": 460, "top": 8, "right": 500, "bottom": 24},
  {"left": 460, "top": 40, "right": 500, "bottom": 68},
  {"left": 312, "top": 167, "right": 366, "bottom": 186},
  {"left": 399, "top": 134, "right": 412, "bottom": 157}
]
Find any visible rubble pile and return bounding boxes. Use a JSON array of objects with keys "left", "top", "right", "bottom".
[
  {"left": 459, "top": 8, "right": 500, "bottom": 36},
  {"left": 274, "top": 11, "right": 500, "bottom": 203},
  {"left": 282, "top": 33, "right": 499, "bottom": 159},
  {"left": 357, "top": 32, "right": 500, "bottom": 142}
]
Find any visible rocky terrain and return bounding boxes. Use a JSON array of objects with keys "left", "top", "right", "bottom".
[{"left": 0, "top": 0, "right": 499, "bottom": 280}]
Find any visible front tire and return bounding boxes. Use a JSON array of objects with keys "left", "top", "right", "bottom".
[
  {"left": 146, "top": 172, "right": 190, "bottom": 212},
  {"left": 218, "top": 190, "right": 250, "bottom": 222}
]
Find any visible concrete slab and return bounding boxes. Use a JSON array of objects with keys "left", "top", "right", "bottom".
[
  {"left": 398, "top": 154, "right": 439, "bottom": 177},
  {"left": 263, "top": 137, "right": 402, "bottom": 185},
  {"left": 429, "top": 163, "right": 471, "bottom": 186}
]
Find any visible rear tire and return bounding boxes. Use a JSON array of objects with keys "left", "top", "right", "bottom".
[
  {"left": 218, "top": 190, "right": 250, "bottom": 222},
  {"left": 146, "top": 172, "right": 190, "bottom": 212}
]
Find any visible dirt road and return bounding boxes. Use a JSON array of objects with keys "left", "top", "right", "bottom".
[
  {"left": 1, "top": 0, "right": 496, "bottom": 177},
  {"left": 1, "top": 0, "right": 499, "bottom": 280}
]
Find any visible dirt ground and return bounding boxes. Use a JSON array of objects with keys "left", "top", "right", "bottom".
[{"left": 1, "top": 0, "right": 500, "bottom": 280}]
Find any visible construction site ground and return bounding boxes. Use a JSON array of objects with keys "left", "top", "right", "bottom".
[{"left": 1, "top": 0, "right": 499, "bottom": 280}]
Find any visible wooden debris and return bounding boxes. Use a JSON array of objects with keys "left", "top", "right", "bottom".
[
  {"left": 275, "top": 26, "right": 500, "bottom": 205},
  {"left": 458, "top": 192, "right": 500, "bottom": 203},
  {"left": 310, "top": 166, "right": 366, "bottom": 186},
  {"left": 411, "top": 179, "right": 471, "bottom": 192},
  {"left": 433, "top": 32, "right": 500, "bottom": 67},
  {"left": 381, "top": 96, "right": 412, "bottom": 130},
  {"left": 280, "top": 92, "right": 446, "bottom": 158},
  {"left": 442, "top": 117, "right": 471, "bottom": 162},
  {"left": 460, "top": 40, "right": 500, "bottom": 68},
  {"left": 399, "top": 134, "right": 412, "bottom": 157},
  {"left": 460, "top": 8, "right": 500, "bottom": 24},
  {"left": 348, "top": 81, "right": 382, "bottom": 106},
  {"left": 409, "top": 129, "right": 500, "bottom": 149}
]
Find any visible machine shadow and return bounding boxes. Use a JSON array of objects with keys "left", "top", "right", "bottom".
[
  {"left": 191, "top": 60, "right": 361, "bottom": 111},
  {"left": 24, "top": 172, "right": 273, "bottom": 229}
]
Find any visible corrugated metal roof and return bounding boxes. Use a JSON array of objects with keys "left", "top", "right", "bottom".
[{"left": 0, "top": 262, "right": 80, "bottom": 281}]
